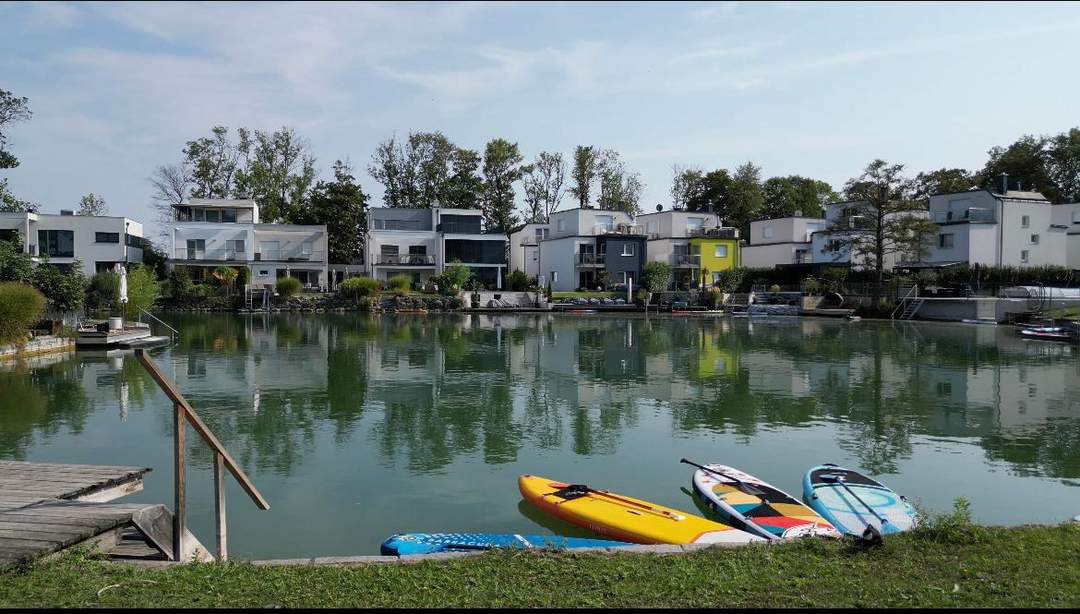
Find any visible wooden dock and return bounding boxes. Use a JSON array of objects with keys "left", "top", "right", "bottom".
[{"left": 0, "top": 460, "right": 209, "bottom": 566}]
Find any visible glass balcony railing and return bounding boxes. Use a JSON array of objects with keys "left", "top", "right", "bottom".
[
  {"left": 577, "top": 253, "right": 605, "bottom": 265},
  {"left": 175, "top": 248, "right": 249, "bottom": 261},
  {"left": 689, "top": 227, "right": 740, "bottom": 239},
  {"left": 935, "top": 209, "right": 996, "bottom": 223},
  {"left": 673, "top": 254, "right": 700, "bottom": 267},
  {"left": 375, "top": 254, "right": 435, "bottom": 265}
]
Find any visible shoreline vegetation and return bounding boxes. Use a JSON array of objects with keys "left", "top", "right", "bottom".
[{"left": 1, "top": 521, "right": 1077, "bottom": 608}]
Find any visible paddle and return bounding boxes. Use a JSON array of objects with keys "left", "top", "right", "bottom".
[
  {"left": 545, "top": 484, "right": 685, "bottom": 521},
  {"left": 818, "top": 474, "right": 885, "bottom": 543},
  {"left": 680, "top": 459, "right": 766, "bottom": 497}
]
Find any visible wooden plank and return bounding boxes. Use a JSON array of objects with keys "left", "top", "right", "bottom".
[
  {"left": 0, "top": 520, "right": 116, "bottom": 533},
  {"left": 174, "top": 402, "right": 185, "bottom": 562},
  {"left": 0, "top": 460, "right": 148, "bottom": 473},
  {"left": 214, "top": 452, "right": 226, "bottom": 560},
  {"left": 136, "top": 349, "right": 269, "bottom": 510},
  {"left": 131, "top": 505, "right": 212, "bottom": 563},
  {"left": 72, "top": 479, "right": 143, "bottom": 502},
  {"left": 0, "top": 536, "right": 64, "bottom": 548},
  {"left": 0, "top": 529, "right": 84, "bottom": 542}
]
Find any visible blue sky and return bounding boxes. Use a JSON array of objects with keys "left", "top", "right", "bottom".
[{"left": 3, "top": 1, "right": 1080, "bottom": 237}]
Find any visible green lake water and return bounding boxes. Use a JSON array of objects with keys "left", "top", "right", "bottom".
[{"left": 1, "top": 313, "right": 1077, "bottom": 558}]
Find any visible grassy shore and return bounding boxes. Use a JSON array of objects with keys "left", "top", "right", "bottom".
[{"left": 2, "top": 522, "right": 1078, "bottom": 608}]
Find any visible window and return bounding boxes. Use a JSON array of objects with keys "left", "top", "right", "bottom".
[
  {"left": 936, "top": 382, "right": 952, "bottom": 397},
  {"left": 95, "top": 261, "right": 118, "bottom": 274},
  {"left": 205, "top": 209, "right": 221, "bottom": 223},
  {"left": 95, "top": 232, "right": 120, "bottom": 243},
  {"left": 1021, "top": 250, "right": 1029, "bottom": 263},
  {"left": 125, "top": 234, "right": 147, "bottom": 249},
  {"left": 221, "top": 208, "right": 237, "bottom": 223},
  {"left": 1030, "top": 234, "right": 1039, "bottom": 245},
  {"left": 38, "top": 230, "right": 74, "bottom": 257},
  {"left": 225, "top": 240, "right": 245, "bottom": 258},
  {"left": 185, "top": 239, "right": 205, "bottom": 259},
  {"left": 302, "top": 241, "right": 314, "bottom": 255},
  {"left": 714, "top": 244, "right": 728, "bottom": 258},
  {"left": 380, "top": 244, "right": 399, "bottom": 263},
  {"left": 259, "top": 270, "right": 269, "bottom": 276},
  {"left": 1021, "top": 215, "right": 1030, "bottom": 228},
  {"left": 596, "top": 215, "right": 614, "bottom": 232},
  {"left": 557, "top": 218, "right": 565, "bottom": 232},
  {"left": 618, "top": 271, "right": 628, "bottom": 285},
  {"left": 762, "top": 226, "right": 774, "bottom": 240},
  {"left": 621, "top": 243, "right": 635, "bottom": 256},
  {"left": 534, "top": 227, "right": 549, "bottom": 241},
  {"left": 531, "top": 247, "right": 538, "bottom": 262},
  {"left": 939, "top": 233, "right": 954, "bottom": 248}
]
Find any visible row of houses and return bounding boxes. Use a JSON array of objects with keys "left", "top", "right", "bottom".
[{"left": 2, "top": 183, "right": 1077, "bottom": 293}]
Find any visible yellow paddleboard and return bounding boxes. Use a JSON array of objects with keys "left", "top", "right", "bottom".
[{"left": 518, "top": 474, "right": 765, "bottom": 545}]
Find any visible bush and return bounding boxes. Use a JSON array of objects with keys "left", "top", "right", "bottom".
[
  {"left": 123, "top": 264, "right": 160, "bottom": 319},
  {"left": 168, "top": 268, "right": 194, "bottom": 300},
  {"left": 0, "top": 239, "right": 33, "bottom": 284},
  {"left": 641, "top": 262, "right": 672, "bottom": 297},
  {"left": 31, "top": 260, "right": 86, "bottom": 312},
  {"left": 339, "top": 276, "right": 379, "bottom": 300},
  {"left": 441, "top": 261, "right": 472, "bottom": 293},
  {"left": 276, "top": 276, "right": 302, "bottom": 298},
  {"left": 0, "top": 282, "right": 47, "bottom": 346},
  {"left": 212, "top": 266, "right": 239, "bottom": 296},
  {"left": 506, "top": 270, "right": 533, "bottom": 292},
  {"left": 388, "top": 274, "right": 411, "bottom": 296},
  {"left": 86, "top": 271, "right": 120, "bottom": 313}
]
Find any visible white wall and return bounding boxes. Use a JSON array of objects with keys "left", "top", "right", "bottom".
[
  {"left": 1, "top": 212, "right": 145, "bottom": 277},
  {"left": 538, "top": 235, "right": 593, "bottom": 291},
  {"left": 742, "top": 242, "right": 808, "bottom": 268}
]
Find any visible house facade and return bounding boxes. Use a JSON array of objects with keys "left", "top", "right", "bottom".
[
  {"left": 0, "top": 210, "right": 146, "bottom": 276},
  {"left": 909, "top": 189, "right": 1067, "bottom": 268},
  {"left": 1051, "top": 203, "right": 1080, "bottom": 271},
  {"left": 366, "top": 207, "right": 507, "bottom": 289},
  {"left": 508, "top": 222, "right": 550, "bottom": 278},
  {"left": 638, "top": 209, "right": 740, "bottom": 289},
  {"left": 537, "top": 208, "right": 646, "bottom": 292},
  {"left": 168, "top": 198, "right": 329, "bottom": 289},
  {"left": 742, "top": 217, "right": 825, "bottom": 269},
  {"left": 810, "top": 200, "right": 928, "bottom": 269}
]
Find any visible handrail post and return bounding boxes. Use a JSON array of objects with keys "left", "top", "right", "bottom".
[
  {"left": 214, "top": 452, "right": 227, "bottom": 560},
  {"left": 173, "top": 402, "right": 186, "bottom": 562}
]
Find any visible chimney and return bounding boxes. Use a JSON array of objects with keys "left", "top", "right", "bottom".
[{"left": 999, "top": 172, "right": 1008, "bottom": 195}]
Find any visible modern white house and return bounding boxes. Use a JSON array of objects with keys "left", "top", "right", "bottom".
[
  {"left": 742, "top": 216, "right": 826, "bottom": 269},
  {"left": 168, "top": 198, "right": 329, "bottom": 289},
  {"left": 810, "top": 200, "right": 928, "bottom": 269},
  {"left": 509, "top": 222, "right": 550, "bottom": 278},
  {"left": 906, "top": 189, "right": 1067, "bottom": 268},
  {"left": 1051, "top": 202, "right": 1080, "bottom": 271},
  {"left": 0, "top": 209, "right": 146, "bottom": 276},
  {"left": 535, "top": 208, "right": 647, "bottom": 292},
  {"left": 366, "top": 207, "right": 507, "bottom": 289},
  {"left": 637, "top": 208, "right": 740, "bottom": 289}
]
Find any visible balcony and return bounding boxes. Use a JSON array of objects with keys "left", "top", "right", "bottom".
[
  {"left": 375, "top": 254, "right": 435, "bottom": 266},
  {"left": 175, "top": 248, "right": 248, "bottom": 261},
  {"left": 595, "top": 224, "right": 646, "bottom": 236},
  {"left": 828, "top": 217, "right": 874, "bottom": 231},
  {"left": 689, "top": 227, "right": 740, "bottom": 239},
  {"left": 673, "top": 254, "right": 700, "bottom": 268},
  {"left": 577, "top": 253, "right": 605, "bottom": 266},
  {"left": 935, "top": 208, "right": 996, "bottom": 224}
]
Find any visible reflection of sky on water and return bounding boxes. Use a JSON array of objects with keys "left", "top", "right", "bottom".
[{"left": 0, "top": 314, "right": 1076, "bottom": 557}]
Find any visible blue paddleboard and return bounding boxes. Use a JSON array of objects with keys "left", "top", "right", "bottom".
[
  {"left": 802, "top": 464, "right": 917, "bottom": 537},
  {"left": 380, "top": 533, "right": 632, "bottom": 555}
]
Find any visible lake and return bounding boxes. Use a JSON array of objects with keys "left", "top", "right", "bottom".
[{"left": 0, "top": 313, "right": 1077, "bottom": 558}]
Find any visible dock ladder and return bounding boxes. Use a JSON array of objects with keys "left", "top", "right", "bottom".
[{"left": 892, "top": 286, "right": 924, "bottom": 320}]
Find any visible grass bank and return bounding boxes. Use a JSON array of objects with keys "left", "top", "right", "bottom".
[{"left": 2, "top": 523, "right": 1078, "bottom": 608}]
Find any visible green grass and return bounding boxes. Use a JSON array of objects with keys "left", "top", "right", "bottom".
[
  {"left": 552, "top": 291, "right": 623, "bottom": 300},
  {"left": 2, "top": 523, "right": 1078, "bottom": 608}
]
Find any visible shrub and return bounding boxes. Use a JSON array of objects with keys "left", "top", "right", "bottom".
[
  {"left": 0, "top": 239, "right": 33, "bottom": 284},
  {"left": 711, "top": 268, "right": 745, "bottom": 294},
  {"left": 123, "top": 264, "right": 160, "bottom": 319},
  {"left": 340, "top": 276, "right": 379, "bottom": 300},
  {"left": 705, "top": 287, "right": 722, "bottom": 308},
  {"left": 86, "top": 271, "right": 120, "bottom": 312},
  {"left": 506, "top": 270, "right": 533, "bottom": 292},
  {"left": 31, "top": 260, "right": 86, "bottom": 312},
  {"left": 387, "top": 274, "right": 411, "bottom": 296},
  {"left": 276, "top": 276, "right": 302, "bottom": 298},
  {"left": 442, "top": 261, "right": 472, "bottom": 293},
  {"left": 0, "top": 282, "right": 46, "bottom": 346},
  {"left": 641, "top": 262, "right": 672, "bottom": 304},
  {"left": 212, "top": 266, "right": 239, "bottom": 296},
  {"left": 168, "top": 268, "right": 194, "bottom": 300}
]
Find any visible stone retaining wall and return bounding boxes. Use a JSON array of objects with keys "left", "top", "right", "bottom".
[{"left": 0, "top": 335, "right": 76, "bottom": 361}]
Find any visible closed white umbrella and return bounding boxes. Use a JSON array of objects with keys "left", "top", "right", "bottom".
[{"left": 117, "top": 263, "right": 128, "bottom": 311}]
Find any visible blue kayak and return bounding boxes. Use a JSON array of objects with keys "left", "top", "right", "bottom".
[
  {"left": 802, "top": 464, "right": 917, "bottom": 537},
  {"left": 381, "top": 532, "right": 632, "bottom": 555}
]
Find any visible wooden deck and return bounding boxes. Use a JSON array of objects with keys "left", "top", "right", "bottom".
[{"left": 0, "top": 461, "right": 210, "bottom": 566}]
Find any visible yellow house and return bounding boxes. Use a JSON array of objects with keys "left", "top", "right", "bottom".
[{"left": 690, "top": 237, "right": 740, "bottom": 287}]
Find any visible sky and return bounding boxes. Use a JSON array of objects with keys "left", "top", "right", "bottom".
[{"left": 3, "top": 1, "right": 1080, "bottom": 239}]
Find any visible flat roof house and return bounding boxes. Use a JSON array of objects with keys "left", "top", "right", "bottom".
[
  {"left": 0, "top": 209, "right": 146, "bottom": 277},
  {"left": 169, "top": 198, "right": 329, "bottom": 289},
  {"left": 1051, "top": 202, "right": 1080, "bottom": 271},
  {"left": 537, "top": 208, "right": 646, "bottom": 292},
  {"left": 637, "top": 208, "right": 740, "bottom": 290},
  {"left": 810, "top": 200, "right": 928, "bottom": 269},
  {"left": 366, "top": 207, "right": 507, "bottom": 289},
  {"left": 742, "top": 216, "right": 825, "bottom": 269}
]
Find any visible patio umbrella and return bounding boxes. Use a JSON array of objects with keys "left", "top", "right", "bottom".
[{"left": 117, "top": 263, "right": 129, "bottom": 310}]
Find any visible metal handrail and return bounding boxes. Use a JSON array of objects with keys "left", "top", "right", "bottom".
[
  {"left": 891, "top": 285, "right": 918, "bottom": 319},
  {"left": 138, "top": 308, "right": 180, "bottom": 339},
  {"left": 135, "top": 349, "right": 269, "bottom": 561}
]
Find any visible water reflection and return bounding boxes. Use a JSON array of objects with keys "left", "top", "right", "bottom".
[{"left": 1, "top": 315, "right": 1078, "bottom": 485}]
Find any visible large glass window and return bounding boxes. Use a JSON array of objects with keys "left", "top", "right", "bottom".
[
  {"left": 95, "top": 232, "right": 120, "bottom": 243},
  {"left": 221, "top": 208, "right": 237, "bottom": 223},
  {"left": 939, "top": 234, "right": 954, "bottom": 248},
  {"left": 596, "top": 215, "right": 614, "bottom": 232},
  {"left": 440, "top": 215, "right": 482, "bottom": 234},
  {"left": 204, "top": 209, "right": 221, "bottom": 223},
  {"left": 621, "top": 243, "right": 635, "bottom": 256},
  {"left": 38, "top": 230, "right": 74, "bottom": 257},
  {"left": 444, "top": 239, "right": 505, "bottom": 264}
]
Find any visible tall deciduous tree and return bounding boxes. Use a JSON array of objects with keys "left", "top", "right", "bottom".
[
  {"left": 911, "top": 168, "right": 976, "bottom": 202},
  {"left": 596, "top": 150, "right": 644, "bottom": 215},
  {"left": 77, "top": 193, "right": 108, "bottom": 216},
  {"left": 481, "top": 138, "right": 524, "bottom": 236},
  {"left": 670, "top": 165, "right": 704, "bottom": 210},
  {"left": 568, "top": 145, "right": 599, "bottom": 208},
  {"left": 837, "top": 160, "right": 937, "bottom": 301},
  {"left": 0, "top": 89, "right": 37, "bottom": 213},
  {"left": 444, "top": 147, "right": 483, "bottom": 210},
  {"left": 686, "top": 169, "right": 732, "bottom": 216},
  {"left": 238, "top": 127, "right": 316, "bottom": 223},
  {"left": 292, "top": 160, "right": 369, "bottom": 264},
  {"left": 1046, "top": 128, "right": 1080, "bottom": 203},
  {"left": 521, "top": 151, "right": 566, "bottom": 224},
  {"left": 728, "top": 162, "right": 764, "bottom": 237},
  {"left": 978, "top": 135, "right": 1055, "bottom": 199},
  {"left": 367, "top": 131, "right": 465, "bottom": 209},
  {"left": 183, "top": 126, "right": 249, "bottom": 199},
  {"left": 149, "top": 163, "right": 192, "bottom": 242},
  {"left": 761, "top": 175, "right": 836, "bottom": 219}
]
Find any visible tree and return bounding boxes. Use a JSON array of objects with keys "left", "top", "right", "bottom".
[
  {"left": 728, "top": 162, "right": 764, "bottom": 237},
  {"left": 294, "top": 160, "right": 369, "bottom": 264},
  {"left": 0, "top": 181, "right": 37, "bottom": 213},
  {"left": 183, "top": 126, "right": 248, "bottom": 199},
  {"left": 122, "top": 264, "right": 160, "bottom": 319},
  {"left": 367, "top": 131, "right": 460, "bottom": 209},
  {"left": 641, "top": 261, "right": 672, "bottom": 307},
  {"left": 911, "top": 168, "right": 976, "bottom": 202},
  {"left": 0, "top": 89, "right": 32, "bottom": 170},
  {"left": 670, "top": 165, "right": 704, "bottom": 210},
  {"left": 761, "top": 175, "right": 836, "bottom": 219},
  {"left": 444, "top": 147, "right": 483, "bottom": 209},
  {"left": 978, "top": 134, "right": 1056, "bottom": 200},
  {"left": 149, "top": 163, "right": 191, "bottom": 242},
  {"left": 1046, "top": 128, "right": 1080, "bottom": 203},
  {"left": 481, "top": 138, "right": 524, "bottom": 236},
  {"left": 568, "top": 145, "right": 599, "bottom": 208},
  {"left": 140, "top": 241, "right": 169, "bottom": 280},
  {"left": 596, "top": 150, "right": 644, "bottom": 215},
  {"left": 212, "top": 265, "right": 239, "bottom": 296},
  {"left": 686, "top": 169, "right": 732, "bottom": 216},
  {"left": 837, "top": 160, "right": 937, "bottom": 302},
  {"left": 237, "top": 126, "right": 316, "bottom": 222},
  {"left": 522, "top": 151, "right": 566, "bottom": 224},
  {"left": 77, "top": 193, "right": 108, "bottom": 216},
  {"left": 0, "top": 238, "right": 34, "bottom": 283},
  {"left": 31, "top": 260, "right": 86, "bottom": 312}
]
